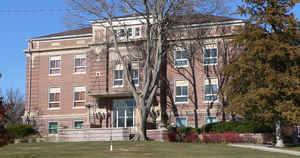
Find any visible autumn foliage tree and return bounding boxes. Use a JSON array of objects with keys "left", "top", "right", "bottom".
[{"left": 224, "top": 0, "right": 300, "bottom": 147}]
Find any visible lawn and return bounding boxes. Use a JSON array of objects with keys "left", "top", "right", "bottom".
[{"left": 0, "top": 141, "right": 296, "bottom": 158}]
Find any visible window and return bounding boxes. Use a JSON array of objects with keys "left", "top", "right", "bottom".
[
  {"left": 176, "top": 117, "right": 187, "bottom": 127},
  {"left": 175, "top": 80, "right": 188, "bottom": 103},
  {"left": 295, "top": 126, "right": 300, "bottom": 137},
  {"left": 204, "top": 43, "right": 218, "bottom": 65},
  {"left": 113, "top": 64, "right": 123, "bottom": 87},
  {"left": 175, "top": 49, "right": 188, "bottom": 67},
  {"left": 131, "top": 62, "right": 139, "bottom": 86},
  {"left": 204, "top": 78, "right": 218, "bottom": 102},
  {"left": 135, "top": 27, "right": 141, "bottom": 36},
  {"left": 74, "top": 54, "right": 86, "bottom": 73},
  {"left": 48, "top": 122, "right": 58, "bottom": 134},
  {"left": 48, "top": 87, "right": 61, "bottom": 109},
  {"left": 206, "top": 116, "right": 217, "bottom": 124},
  {"left": 119, "top": 29, "right": 126, "bottom": 37},
  {"left": 127, "top": 28, "right": 133, "bottom": 37},
  {"left": 74, "top": 121, "right": 84, "bottom": 129},
  {"left": 73, "top": 87, "right": 86, "bottom": 108},
  {"left": 49, "top": 56, "right": 61, "bottom": 75}
]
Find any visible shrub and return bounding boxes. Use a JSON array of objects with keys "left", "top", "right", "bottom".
[
  {"left": 7, "top": 124, "right": 35, "bottom": 139},
  {"left": 0, "top": 126, "right": 14, "bottom": 147},
  {"left": 202, "top": 132, "right": 243, "bottom": 143},
  {"left": 199, "top": 120, "right": 273, "bottom": 134},
  {"left": 166, "top": 127, "right": 200, "bottom": 143}
]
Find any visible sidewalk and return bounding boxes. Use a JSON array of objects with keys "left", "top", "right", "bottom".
[{"left": 229, "top": 144, "right": 300, "bottom": 156}]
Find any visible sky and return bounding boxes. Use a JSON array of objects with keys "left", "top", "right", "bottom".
[{"left": 0, "top": 1, "right": 300, "bottom": 96}]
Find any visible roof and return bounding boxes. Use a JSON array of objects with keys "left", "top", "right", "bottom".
[
  {"left": 32, "top": 27, "right": 92, "bottom": 40},
  {"left": 31, "top": 14, "right": 242, "bottom": 40},
  {"left": 170, "top": 14, "right": 242, "bottom": 25}
]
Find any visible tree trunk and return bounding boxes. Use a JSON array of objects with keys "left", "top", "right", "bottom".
[
  {"left": 275, "top": 121, "right": 284, "bottom": 147},
  {"left": 134, "top": 102, "right": 148, "bottom": 141}
]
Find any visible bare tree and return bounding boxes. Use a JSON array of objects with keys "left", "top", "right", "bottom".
[
  {"left": 66, "top": 0, "right": 233, "bottom": 140},
  {"left": 166, "top": 19, "right": 241, "bottom": 128},
  {"left": 1, "top": 88, "right": 25, "bottom": 126}
]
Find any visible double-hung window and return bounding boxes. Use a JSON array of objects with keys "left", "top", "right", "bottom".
[
  {"left": 48, "top": 122, "right": 58, "bottom": 134},
  {"left": 49, "top": 56, "right": 61, "bottom": 75},
  {"left": 73, "top": 87, "right": 86, "bottom": 108},
  {"left": 175, "top": 49, "right": 188, "bottom": 67},
  {"left": 204, "top": 43, "right": 218, "bottom": 65},
  {"left": 131, "top": 62, "right": 139, "bottom": 86},
  {"left": 135, "top": 27, "right": 141, "bottom": 37},
  {"left": 74, "top": 54, "right": 86, "bottom": 73},
  {"left": 113, "top": 64, "right": 124, "bottom": 87},
  {"left": 119, "top": 29, "right": 126, "bottom": 37},
  {"left": 48, "top": 87, "right": 61, "bottom": 109},
  {"left": 176, "top": 117, "right": 187, "bottom": 127},
  {"left": 204, "top": 78, "right": 218, "bottom": 102},
  {"left": 127, "top": 28, "right": 133, "bottom": 37},
  {"left": 205, "top": 116, "right": 217, "bottom": 124},
  {"left": 175, "top": 80, "right": 188, "bottom": 103},
  {"left": 74, "top": 121, "right": 84, "bottom": 129}
]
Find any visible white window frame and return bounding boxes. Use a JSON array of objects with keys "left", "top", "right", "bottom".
[
  {"left": 113, "top": 64, "right": 124, "bottom": 88},
  {"left": 73, "top": 120, "right": 84, "bottom": 129},
  {"left": 205, "top": 116, "right": 217, "bottom": 124},
  {"left": 48, "top": 87, "right": 61, "bottom": 110},
  {"left": 131, "top": 62, "right": 139, "bottom": 86},
  {"left": 73, "top": 86, "right": 86, "bottom": 109},
  {"left": 135, "top": 26, "right": 141, "bottom": 37},
  {"left": 204, "top": 78, "right": 218, "bottom": 103},
  {"left": 203, "top": 43, "right": 218, "bottom": 66},
  {"left": 48, "top": 56, "right": 61, "bottom": 76},
  {"left": 127, "top": 28, "right": 133, "bottom": 37},
  {"left": 174, "top": 48, "right": 189, "bottom": 68},
  {"left": 73, "top": 54, "right": 87, "bottom": 74},
  {"left": 48, "top": 121, "right": 58, "bottom": 135},
  {"left": 174, "top": 79, "right": 189, "bottom": 104},
  {"left": 175, "top": 117, "right": 188, "bottom": 127}
]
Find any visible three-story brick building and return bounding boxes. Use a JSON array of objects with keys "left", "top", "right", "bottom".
[{"left": 24, "top": 14, "right": 244, "bottom": 136}]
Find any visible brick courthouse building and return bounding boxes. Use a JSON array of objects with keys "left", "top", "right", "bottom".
[{"left": 23, "top": 14, "right": 244, "bottom": 136}]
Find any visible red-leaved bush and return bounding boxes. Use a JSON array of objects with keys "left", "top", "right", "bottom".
[
  {"left": 202, "top": 132, "right": 243, "bottom": 143},
  {"left": 165, "top": 132, "right": 178, "bottom": 142},
  {"left": 183, "top": 132, "right": 200, "bottom": 143}
]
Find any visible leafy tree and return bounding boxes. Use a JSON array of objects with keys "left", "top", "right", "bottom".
[{"left": 224, "top": 0, "right": 300, "bottom": 147}]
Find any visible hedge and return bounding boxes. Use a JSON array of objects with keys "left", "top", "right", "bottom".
[
  {"left": 198, "top": 120, "right": 274, "bottom": 134},
  {"left": 7, "top": 124, "right": 35, "bottom": 139},
  {"left": 168, "top": 120, "right": 274, "bottom": 135}
]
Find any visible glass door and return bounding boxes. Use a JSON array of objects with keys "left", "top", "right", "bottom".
[{"left": 113, "top": 99, "right": 135, "bottom": 128}]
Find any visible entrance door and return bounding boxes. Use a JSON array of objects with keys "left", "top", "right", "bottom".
[{"left": 113, "top": 99, "right": 136, "bottom": 128}]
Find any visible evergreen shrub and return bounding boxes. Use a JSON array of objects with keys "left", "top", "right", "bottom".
[{"left": 7, "top": 124, "right": 35, "bottom": 139}]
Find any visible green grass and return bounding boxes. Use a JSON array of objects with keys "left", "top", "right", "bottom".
[
  {"left": 280, "top": 144, "right": 300, "bottom": 151},
  {"left": 0, "top": 141, "right": 296, "bottom": 158}
]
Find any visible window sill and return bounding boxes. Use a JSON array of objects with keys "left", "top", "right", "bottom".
[
  {"left": 48, "top": 74, "right": 61, "bottom": 77},
  {"left": 175, "top": 102, "right": 189, "bottom": 105},
  {"left": 203, "top": 64, "right": 218, "bottom": 66},
  {"left": 203, "top": 100, "right": 219, "bottom": 104},
  {"left": 113, "top": 85, "right": 124, "bottom": 88},
  {"left": 48, "top": 108, "right": 61, "bottom": 111},
  {"left": 73, "top": 107, "right": 86, "bottom": 110},
  {"left": 73, "top": 72, "right": 86, "bottom": 75},
  {"left": 175, "top": 65, "right": 189, "bottom": 68}
]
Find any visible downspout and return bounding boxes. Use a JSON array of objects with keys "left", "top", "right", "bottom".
[{"left": 27, "top": 40, "right": 33, "bottom": 122}]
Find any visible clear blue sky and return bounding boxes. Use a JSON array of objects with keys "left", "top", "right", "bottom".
[{"left": 0, "top": 1, "right": 300, "bottom": 95}]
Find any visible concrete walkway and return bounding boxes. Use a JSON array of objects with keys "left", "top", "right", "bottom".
[{"left": 229, "top": 144, "right": 300, "bottom": 156}]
